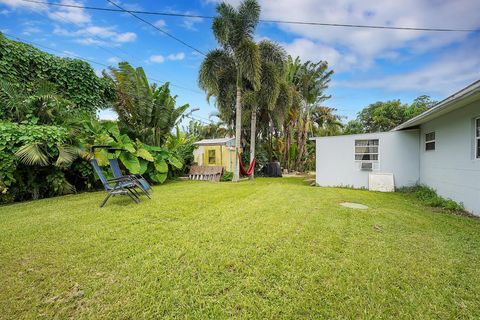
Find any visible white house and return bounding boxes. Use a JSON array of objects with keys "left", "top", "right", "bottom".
[{"left": 312, "top": 80, "right": 480, "bottom": 215}]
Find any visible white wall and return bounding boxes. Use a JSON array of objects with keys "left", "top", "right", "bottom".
[
  {"left": 314, "top": 130, "right": 420, "bottom": 189},
  {"left": 419, "top": 101, "right": 480, "bottom": 215}
]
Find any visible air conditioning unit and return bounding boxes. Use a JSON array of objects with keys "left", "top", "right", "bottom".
[{"left": 360, "top": 161, "right": 373, "bottom": 171}]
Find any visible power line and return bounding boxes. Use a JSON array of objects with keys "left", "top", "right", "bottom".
[
  {"left": 2, "top": 32, "right": 204, "bottom": 95},
  {"left": 20, "top": 0, "right": 479, "bottom": 32},
  {"left": 46, "top": 9, "right": 133, "bottom": 62},
  {"left": 185, "top": 115, "right": 213, "bottom": 125},
  {"left": 20, "top": 0, "right": 202, "bottom": 94},
  {"left": 104, "top": 0, "right": 206, "bottom": 56}
]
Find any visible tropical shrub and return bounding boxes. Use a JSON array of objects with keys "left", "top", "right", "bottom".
[
  {"left": 0, "top": 35, "right": 197, "bottom": 204},
  {"left": 110, "top": 62, "right": 191, "bottom": 146},
  {"left": 0, "top": 121, "right": 84, "bottom": 202},
  {"left": 164, "top": 126, "right": 196, "bottom": 177},
  {"left": 84, "top": 121, "right": 183, "bottom": 184},
  {"left": 220, "top": 171, "right": 233, "bottom": 182}
]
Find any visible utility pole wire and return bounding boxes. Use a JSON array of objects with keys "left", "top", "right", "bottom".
[
  {"left": 2, "top": 33, "right": 205, "bottom": 95},
  {"left": 20, "top": 0, "right": 479, "bottom": 33},
  {"left": 104, "top": 0, "right": 206, "bottom": 56}
]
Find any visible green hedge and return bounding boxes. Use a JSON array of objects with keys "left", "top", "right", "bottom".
[{"left": 0, "top": 33, "right": 114, "bottom": 114}]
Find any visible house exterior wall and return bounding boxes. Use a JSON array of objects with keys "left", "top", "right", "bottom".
[
  {"left": 314, "top": 130, "right": 420, "bottom": 188},
  {"left": 419, "top": 101, "right": 480, "bottom": 214}
]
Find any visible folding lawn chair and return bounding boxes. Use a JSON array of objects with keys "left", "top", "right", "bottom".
[
  {"left": 108, "top": 158, "right": 152, "bottom": 196},
  {"left": 91, "top": 159, "right": 142, "bottom": 207}
]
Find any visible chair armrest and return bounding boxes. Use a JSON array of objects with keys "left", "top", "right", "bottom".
[{"left": 107, "top": 176, "right": 134, "bottom": 183}]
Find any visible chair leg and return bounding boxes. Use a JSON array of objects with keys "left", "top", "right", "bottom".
[
  {"left": 127, "top": 188, "right": 140, "bottom": 201},
  {"left": 135, "top": 184, "right": 151, "bottom": 199},
  {"left": 126, "top": 190, "right": 140, "bottom": 204},
  {"left": 100, "top": 193, "right": 112, "bottom": 208},
  {"left": 130, "top": 187, "right": 141, "bottom": 198}
]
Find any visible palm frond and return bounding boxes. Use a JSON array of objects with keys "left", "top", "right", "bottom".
[
  {"left": 236, "top": 38, "right": 261, "bottom": 90},
  {"left": 15, "top": 142, "right": 49, "bottom": 166},
  {"left": 55, "top": 144, "right": 80, "bottom": 167}
]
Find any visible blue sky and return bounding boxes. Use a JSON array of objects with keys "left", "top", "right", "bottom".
[{"left": 1, "top": 0, "right": 479, "bottom": 124}]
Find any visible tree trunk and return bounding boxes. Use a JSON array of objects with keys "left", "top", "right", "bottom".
[
  {"left": 283, "top": 122, "right": 290, "bottom": 171},
  {"left": 249, "top": 105, "right": 257, "bottom": 180},
  {"left": 233, "top": 85, "right": 242, "bottom": 182},
  {"left": 267, "top": 119, "right": 273, "bottom": 162},
  {"left": 295, "top": 112, "right": 309, "bottom": 171}
]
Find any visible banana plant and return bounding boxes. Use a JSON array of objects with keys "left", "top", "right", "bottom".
[{"left": 86, "top": 120, "right": 183, "bottom": 184}]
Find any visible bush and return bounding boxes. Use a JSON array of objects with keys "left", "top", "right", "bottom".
[
  {"left": 400, "top": 185, "right": 464, "bottom": 212},
  {"left": 221, "top": 171, "right": 233, "bottom": 182},
  {"left": 0, "top": 33, "right": 114, "bottom": 114}
]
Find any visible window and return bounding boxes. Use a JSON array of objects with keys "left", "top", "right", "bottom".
[
  {"left": 476, "top": 118, "right": 480, "bottom": 159},
  {"left": 425, "top": 132, "right": 435, "bottom": 151},
  {"left": 208, "top": 149, "right": 216, "bottom": 164},
  {"left": 355, "top": 139, "right": 379, "bottom": 161}
]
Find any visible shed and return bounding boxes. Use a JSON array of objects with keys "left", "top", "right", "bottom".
[{"left": 193, "top": 137, "right": 240, "bottom": 172}]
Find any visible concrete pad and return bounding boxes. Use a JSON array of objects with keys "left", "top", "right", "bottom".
[{"left": 340, "top": 202, "right": 369, "bottom": 209}]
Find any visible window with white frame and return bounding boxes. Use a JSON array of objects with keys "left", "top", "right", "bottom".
[
  {"left": 425, "top": 132, "right": 435, "bottom": 151},
  {"left": 355, "top": 139, "right": 379, "bottom": 161},
  {"left": 476, "top": 118, "right": 480, "bottom": 159}
]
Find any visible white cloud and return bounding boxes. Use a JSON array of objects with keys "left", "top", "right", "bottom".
[
  {"left": 0, "top": 0, "right": 47, "bottom": 10},
  {"left": 283, "top": 38, "right": 358, "bottom": 72},
  {"left": 167, "top": 52, "right": 186, "bottom": 61},
  {"left": 114, "top": 32, "right": 136, "bottom": 43},
  {"left": 214, "top": 0, "right": 480, "bottom": 75},
  {"left": 54, "top": 25, "right": 137, "bottom": 46},
  {"left": 1, "top": 0, "right": 89, "bottom": 24},
  {"left": 22, "top": 26, "right": 41, "bottom": 36},
  {"left": 149, "top": 52, "right": 186, "bottom": 63},
  {"left": 80, "top": 26, "right": 116, "bottom": 38},
  {"left": 75, "top": 37, "right": 105, "bottom": 46},
  {"left": 164, "top": 10, "right": 203, "bottom": 31},
  {"left": 182, "top": 14, "right": 203, "bottom": 31},
  {"left": 258, "top": 0, "right": 479, "bottom": 71},
  {"left": 154, "top": 19, "right": 166, "bottom": 28},
  {"left": 107, "top": 57, "right": 120, "bottom": 64},
  {"left": 47, "top": 0, "right": 90, "bottom": 25},
  {"left": 149, "top": 55, "right": 165, "bottom": 63},
  {"left": 335, "top": 42, "right": 480, "bottom": 93}
]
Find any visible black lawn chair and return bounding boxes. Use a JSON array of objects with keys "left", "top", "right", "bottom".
[{"left": 91, "top": 159, "right": 142, "bottom": 207}]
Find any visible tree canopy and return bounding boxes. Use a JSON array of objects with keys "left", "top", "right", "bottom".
[{"left": 346, "top": 96, "right": 436, "bottom": 134}]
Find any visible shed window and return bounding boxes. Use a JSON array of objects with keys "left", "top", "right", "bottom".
[
  {"left": 208, "top": 150, "right": 216, "bottom": 164},
  {"left": 355, "top": 139, "right": 379, "bottom": 161},
  {"left": 425, "top": 132, "right": 435, "bottom": 151},
  {"left": 476, "top": 118, "right": 480, "bottom": 159}
]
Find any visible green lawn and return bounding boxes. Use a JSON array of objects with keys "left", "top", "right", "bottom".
[{"left": 1, "top": 178, "right": 480, "bottom": 319}]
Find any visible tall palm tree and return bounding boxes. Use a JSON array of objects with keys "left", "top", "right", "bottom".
[
  {"left": 311, "top": 106, "right": 344, "bottom": 136},
  {"left": 198, "top": 0, "right": 261, "bottom": 182},
  {"left": 282, "top": 57, "right": 334, "bottom": 170},
  {"left": 111, "top": 62, "right": 190, "bottom": 146},
  {"left": 242, "top": 40, "right": 286, "bottom": 179}
]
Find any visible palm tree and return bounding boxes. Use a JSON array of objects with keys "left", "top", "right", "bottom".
[
  {"left": 281, "top": 57, "right": 334, "bottom": 171},
  {"left": 198, "top": 0, "right": 261, "bottom": 182},
  {"left": 311, "top": 106, "right": 344, "bottom": 136},
  {"left": 111, "top": 62, "right": 191, "bottom": 146},
  {"left": 242, "top": 40, "right": 287, "bottom": 179}
]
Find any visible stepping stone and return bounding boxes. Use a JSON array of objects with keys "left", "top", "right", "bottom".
[{"left": 340, "top": 202, "right": 369, "bottom": 209}]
